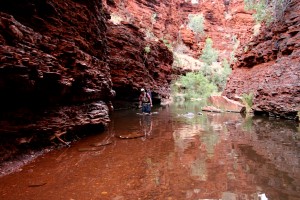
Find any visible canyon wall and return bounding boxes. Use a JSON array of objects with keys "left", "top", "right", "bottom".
[
  {"left": 107, "top": 22, "right": 173, "bottom": 102},
  {"left": 0, "top": 0, "right": 113, "bottom": 161},
  {"left": 223, "top": 0, "right": 300, "bottom": 119},
  {"left": 1, "top": 0, "right": 297, "bottom": 164},
  {"left": 105, "top": 0, "right": 254, "bottom": 59},
  {"left": 0, "top": 0, "right": 173, "bottom": 161}
]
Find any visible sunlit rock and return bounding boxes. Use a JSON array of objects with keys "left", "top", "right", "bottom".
[{"left": 208, "top": 95, "right": 246, "bottom": 113}]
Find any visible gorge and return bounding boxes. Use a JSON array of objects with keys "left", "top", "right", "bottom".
[{"left": 0, "top": 0, "right": 299, "bottom": 169}]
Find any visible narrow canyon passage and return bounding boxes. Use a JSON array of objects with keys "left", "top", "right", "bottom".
[
  {"left": 0, "top": 103, "right": 299, "bottom": 200},
  {"left": 0, "top": 0, "right": 299, "bottom": 199}
]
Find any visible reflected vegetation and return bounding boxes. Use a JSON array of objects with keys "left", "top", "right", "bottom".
[
  {"left": 170, "top": 102, "right": 300, "bottom": 200},
  {"left": 0, "top": 101, "right": 299, "bottom": 200}
]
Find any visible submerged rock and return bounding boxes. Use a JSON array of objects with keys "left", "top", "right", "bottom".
[
  {"left": 90, "top": 140, "right": 112, "bottom": 147},
  {"left": 116, "top": 133, "right": 145, "bottom": 139},
  {"left": 181, "top": 112, "right": 195, "bottom": 118},
  {"left": 78, "top": 147, "right": 103, "bottom": 152}
]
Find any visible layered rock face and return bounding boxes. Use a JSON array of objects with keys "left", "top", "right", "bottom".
[
  {"left": 1, "top": 0, "right": 114, "bottom": 106},
  {"left": 107, "top": 22, "right": 173, "bottom": 102},
  {"left": 0, "top": 0, "right": 174, "bottom": 161},
  {"left": 105, "top": 0, "right": 254, "bottom": 59},
  {"left": 223, "top": 0, "right": 300, "bottom": 119},
  {"left": 0, "top": 0, "right": 114, "bottom": 160}
]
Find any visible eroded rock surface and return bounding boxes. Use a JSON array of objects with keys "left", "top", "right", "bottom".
[
  {"left": 107, "top": 22, "right": 173, "bottom": 101},
  {"left": 0, "top": 0, "right": 174, "bottom": 162},
  {"left": 0, "top": 0, "right": 114, "bottom": 161},
  {"left": 223, "top": 0, "right": 300, "bottom": 119},
  {"left": 105, "top": 0, "right": 254, "bottom": 59}
]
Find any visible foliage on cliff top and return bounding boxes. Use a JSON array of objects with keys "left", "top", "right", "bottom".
[{"left": 244, "top": 0, "right": 293, "bottom": 24}]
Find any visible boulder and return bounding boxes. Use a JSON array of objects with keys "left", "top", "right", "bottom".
[
  {"left": 208, "top": 95, "right": 246, "bottom": 113},
  {"left": 202, "top": 105, "right": 222, "bottom": 113}
]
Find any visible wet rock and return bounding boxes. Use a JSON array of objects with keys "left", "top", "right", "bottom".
[
  {"left": 178, "top": 112, "right": 195, "bottom": 118},
  {"left": 78, "top": 147, "right": 103, "bottom": 152},
  {"left": 202, "top": 106, "right": 223, "bottom": 113},
  {"left": 116, "top": 133, "right": 145, "bottom": 139},
  {"left": 0, "top": 101, "right": 110, "bottom": 162},
  {"left": 90, "top": 140, "right": 112, "bottom": 147},
  {"left": 28, "top": 182, "right": 47, "bottom": 187}
]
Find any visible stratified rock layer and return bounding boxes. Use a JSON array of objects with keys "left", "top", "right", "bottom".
[
  {"left": 105, "top": 0, "right": 254, "bottom": 59},
  {"left": 107, "top": 22, "right": 173, "bottom": 101},
  {"left": 223, "top": 0, "right": 300, "bottom": 119},
  {"left": 0, "top": 0, "right": 114, "bottom": 161},
  {"left": 0, "top": 0, "right": 174, "bottom": 161},
  {"left": 0, "top": 1, "right": 114, "bottom": 106}
]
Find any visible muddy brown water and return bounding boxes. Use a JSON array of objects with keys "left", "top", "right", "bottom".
[{"left": 0, "top": 102, "right": 299, "bottom": 200}]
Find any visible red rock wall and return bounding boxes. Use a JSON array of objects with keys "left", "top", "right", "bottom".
[
  {"left": 0, "top": 0, "right": 114, "bottom": 106},
  {"left": 105, "top": 0, "right": 254, "bottom": 59},
  {"left": 223, "top": 0, "right": 300, "bottom": 119},
  {"left": 0, "top": 0, "right": 174, "bottom": 160},
  {"left": 107, "top": 22, "right": 173, "bottom": 101},
  {"left": 0, "top": 0, "right": 114, "bottom": 158}
]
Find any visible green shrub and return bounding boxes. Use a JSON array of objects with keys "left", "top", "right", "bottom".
[
  {"left": 187, "top": 14, "right": 205, "bottom": 35},
  {"left": 245, "top": 0, "right": 271, "bottom": 23},
  {"left": 172, "top": 72, "right": 217, "bottom": 100},
  {"left": 244, "top": 0, "right": 292, "bottom": 24},
  {"left": 242, "top": 93, "right": 253, "bottom": 107},
  {"left": 144, "top": 45, "right": 151, "bottom": 54},
  {"left": 161, "top": 38, "right": 172, "bottom": 50},
  {"left": 222, "top": 58, "right": 231, "bottom": 74},
  {"left": 272, "top": 0, "right": 293, "bottom": 21},
  {"left": 199, "top": 59, "right": 231, "bottom": 92},
  {"left": 200, "top": 38, "right": 219, "bottom": 65},
  {"left": 202, "top": 64, "right": 212, "bottom": 77},
  {"left": 242, "top": 93, "right": 254, "bottom": 112},
  {"left": 213, "top": 59, "right": 232, "bottom": 91},
  {"left": 198, "top": 39, "right": 231, "bottom": 92}
]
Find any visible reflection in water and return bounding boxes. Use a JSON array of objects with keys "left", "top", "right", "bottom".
[
  {"left": 139, "top": 115, "right": 153, "bottom": 138},
  {"left": 0, "top": 102, "right": 299, "bottom": 200}
]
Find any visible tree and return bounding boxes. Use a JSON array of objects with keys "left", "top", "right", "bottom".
[
  {"left": 200, "top": 38, "right": 218, "bottom": 66},
  {"left": 187, "top": 14, "right": 205, "bottom": 35}
]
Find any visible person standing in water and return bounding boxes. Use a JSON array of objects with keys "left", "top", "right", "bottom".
[{"left": 139, "top": 88, "right": 152, "bottom": 114}]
